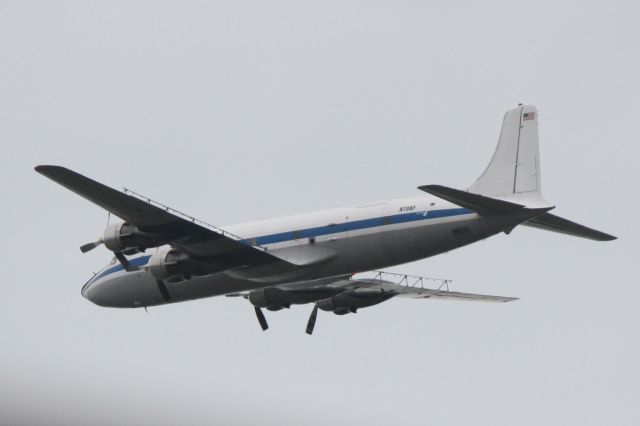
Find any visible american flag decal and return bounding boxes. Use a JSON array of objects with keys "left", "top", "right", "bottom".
[{"left": 523, "top": 111, "right": 536, "bottom": 121}]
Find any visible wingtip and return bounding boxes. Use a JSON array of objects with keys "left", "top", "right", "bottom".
[
  {"left": 34, "top": 165, "right": 64, "bottom": 175},
  {"left": 417, "top": 184, "right": 443, "bottom": 192}
]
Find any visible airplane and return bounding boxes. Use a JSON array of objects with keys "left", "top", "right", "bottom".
[{"left": 35, "top": 104, "right": 616, "bottom": 334}]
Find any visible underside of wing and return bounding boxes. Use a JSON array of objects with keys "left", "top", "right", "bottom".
[
  {"left": 327, "top": 277, "right": 518, "bottom": 303},
  {"left": 230, "top": 271, "right": 517, "bottom": 334}
]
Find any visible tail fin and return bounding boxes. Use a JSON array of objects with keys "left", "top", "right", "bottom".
[
  {"left": 424, "top": 104, "right": 617, "bottom": 241},
  {"left": 469, "top": 105, "right": 542, "bottom": 201}
]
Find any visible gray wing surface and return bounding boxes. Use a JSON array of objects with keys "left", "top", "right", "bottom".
[
  {"left": 331, "top": 278, "right": 517, "bottom": 302},
  {"left": 523, "top": 212, "right": 616, "bottom": 241},
  {"left": 273, "top": 275, "right": 517, "bottom": 303},
  {"left": 35, "top": 165, "right": 297, "bottom": 272}
]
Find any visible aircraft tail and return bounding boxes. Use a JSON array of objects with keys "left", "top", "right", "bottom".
[
  {"left": 468, "top": 104, "right": 544, "bottom": 202},
  {"left": 422, "top": 104, "right": 616, "bottom": 241}
]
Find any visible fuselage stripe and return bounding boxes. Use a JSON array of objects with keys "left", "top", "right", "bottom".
[
  {"left": 246, "top": 207, "right": 471, "bottom": 245},
  {"left": 90, "top": 207, "right": 472, "bottom": 283}
]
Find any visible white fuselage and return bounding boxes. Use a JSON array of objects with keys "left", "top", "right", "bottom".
[{"left": 82, "top": 194, "right": 522, "bottom": 308}]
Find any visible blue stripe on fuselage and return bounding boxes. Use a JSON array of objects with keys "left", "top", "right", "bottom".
[
  {"left": 90, "top": 207, "right": 471, "bottom": 282},
  {"left": 246, "top": 207, "right": 471, "bottom": 246},
  {"left": 89, "top": 255, "right": 152, "bottom": 284}
]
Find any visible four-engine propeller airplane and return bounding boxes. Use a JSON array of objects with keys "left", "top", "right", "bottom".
[{"left": 36, "top": 105, "right": 615, "bottom": 334}]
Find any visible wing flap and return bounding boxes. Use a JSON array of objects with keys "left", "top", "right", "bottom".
[{"left": 393, "top": 287, "right": 518, "bottom": 302}]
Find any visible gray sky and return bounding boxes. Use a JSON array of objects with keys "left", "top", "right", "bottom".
[{"left": 1, "top": 1, "right": 638, "bottom": 425}]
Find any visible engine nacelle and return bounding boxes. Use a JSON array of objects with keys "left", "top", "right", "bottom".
[
  {"left": 316, "top": 290, "right": 396, "bottom": 315},
  {"left": 248, "top": 288, "right": 290, "bottom": 311},
  {"left": 147, "top": 247, "right": 185, "bottom": 281},
  {"left": 103, "top": 222, "right": 171, "bottom": 254},
  {"left": 147, "top": 247, "right": 227, "bottom": 282},
  {"left": 248, "top": 287, "right": 340, "bottom": 311}
]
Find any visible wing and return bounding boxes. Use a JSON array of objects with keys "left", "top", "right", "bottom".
[
  {"left": 35, "top": 165, "right": 297, "bottom": 275},
  {"left": 324, "top": 277, "right": 518, "bottom": 302},
  {"left": 230, "top": 271, "right": 516, "bottom": 334},
  {"left": 236, "top": 272, "right": 517, "bottom": 302}
]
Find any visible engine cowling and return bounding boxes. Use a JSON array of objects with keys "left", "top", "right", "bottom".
[
  {"left": 148, "top": 247, "right": 185, "bottom": 281},
  {"left": 248, "top": 287, "right": 340, "bottom": 311},
  {"left": 316, "top": 290, "right": 395, "bottom": 315},
  {"left": 147, "top": 247, "right": 229, "bottom": 282},
  {"left": 103, "top": 222, "right": 171, "bottom": 254},
  {"left": 249, "top": 288, "right": 290, "bottom": 311}
]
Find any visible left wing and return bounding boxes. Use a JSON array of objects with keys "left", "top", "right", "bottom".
[{"left": 35, "top": 165, "right": 298, "bottom": 276}]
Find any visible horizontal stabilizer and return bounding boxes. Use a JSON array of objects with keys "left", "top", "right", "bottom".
[
  {"left": 524, "top": 213, "right": 616, "bottom": 241},
  {"left": 418, "top": 184, "right": 553, "bottom": 216}
]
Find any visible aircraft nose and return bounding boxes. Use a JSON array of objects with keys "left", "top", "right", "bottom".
[
  {"left": 81, "top": 278, "right": 114, "bottom": 307},
  {"left": 81, "top": 277, "right": 94, "bottom": 300},
  {"left": 81, "top": 280, "right": 101, "bottom": 305}
]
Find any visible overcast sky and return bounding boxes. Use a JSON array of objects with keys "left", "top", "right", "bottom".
[{"left": 1, "top": 1, "right": 638, "bottom": 425}]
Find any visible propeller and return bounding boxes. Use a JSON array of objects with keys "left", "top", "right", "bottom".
[
  {"left": 81, "top": 212, "right": 110, "bottom": 253},
  {"left": 225, "top": 294, "right": 268, "bottom": 331},
  {"left": 80, "top": 238, "right": 138, "bottom": 271},
  {"left": 113, "top": 252, "right": 139, "bottom": 272},
  {"left": 155, "top": 279, "right": 172, "bottom": 303},
  {"left": 254, "top": 306, "right": 269, "bottom": 331},
  {"left": 80, "top": 238, "right": 103, "bottom": 253},
  {"left": 305, "top": 304, "right": 319, "bottom": 335}
]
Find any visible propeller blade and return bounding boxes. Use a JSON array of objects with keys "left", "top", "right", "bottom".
[
  {"left": 306, "top": 304, "right": 319, "bottom": 335},
  {"left": 156, "top": 279, "right": 172, "bottom": 303},
  {"left": 254, "top": 306, "right": 269, "bottom": 331},
  {"left": 80, "top": 239, "right": 103, "bottom": 253},
  {"left": 114, "top": 252, "right": 139, "bottom": 272}
]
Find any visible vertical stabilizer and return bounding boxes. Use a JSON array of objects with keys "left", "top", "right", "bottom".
[
  {"left": 469, "top": 105, "right": 542, "bottom": 199},
  {"left": 422, "top": 105, "right": 615, "bottom": 241}
]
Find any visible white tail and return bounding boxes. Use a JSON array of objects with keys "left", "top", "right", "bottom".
[
  {"left": 469, "top": 105, "right": 542, "bottom": 199},
  {"left": 459, "top": 105, "right": 615, "bottom": 241}
]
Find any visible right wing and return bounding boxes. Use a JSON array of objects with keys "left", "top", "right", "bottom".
[
  {"left": 35, "top": 165, "right": 298, "bottom": 275},
  {"left": 233, "top": 272, "right": 517, "bottom": 334},
  {"left": 265, "top": 272, "right": 517, "bottom": 303},
  {"left": 323, "top": 276, "right": 518, "bottom": 303}
]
